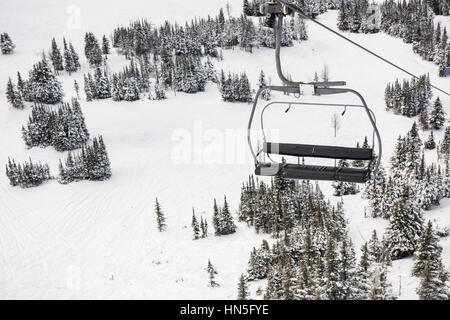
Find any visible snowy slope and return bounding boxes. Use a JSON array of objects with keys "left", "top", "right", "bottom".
[{"left": 0, "top": 1, "right": 449, "bottom": 299}]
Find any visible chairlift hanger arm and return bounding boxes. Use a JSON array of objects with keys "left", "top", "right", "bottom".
[{"left": 266, "top": 0, "right": 450, "bottom": 96}]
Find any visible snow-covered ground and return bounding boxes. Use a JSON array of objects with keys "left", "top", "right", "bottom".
[{"left": 0, "top": 1, "right": 448, "bottom": 299}]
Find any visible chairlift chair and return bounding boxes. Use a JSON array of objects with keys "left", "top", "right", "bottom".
[{"left": 247, "top": 1, "right": 382, "bottom": 183}]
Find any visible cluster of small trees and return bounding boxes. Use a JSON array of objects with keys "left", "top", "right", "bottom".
[
  {"left": 363, "top": 123, "right": 450, "bottom": 259},
  {"left": 84, "top": 67, "right": 112, "bottom": 101},
  {"left": 338, "top": 1, "right": 450, "bottom": 76},
  {"left": 239, "top": 171, "right": 449, "bottom": 299},
  {"left": 191, "top": 209, "right": 208, "bottom": 240},
  {"left": 337, "top": 0, "right": 380, "bottom": 33},
  {"left": 245, "top": 200, "right": 396, "bottom": 300},
  {"left": 58, "top": 136, "right": 111, "bottom": 184},
  {"left": 239, "top": 175, "right": 328, "bottom": 236},
  {"left": 112, "top": 7, "right": 308, "bottom": 61},
  {"left": 379, "top": 0, "right": 449, "bottom": 77},
  {"left": 49, "top": 38, "right": 80, "bottom": 75},
  {"left": 213, "top": 196, "right": 236, "bottom": 236},
  {"left": 5, "top": 56, "right": 66, "bottom": 108},
  {"left": 0, "top": 32, "right": 15, "bottom": 54},
  {"left": 420, "top": 97, "right": 447, "bottom": 131},
  {"left": 84, "top": 55, "right": 218, "bottom": 102},
  {"left": 384, "top": 74, "right": 432, "bottom": 118},
  {"left": 22, "top": 99, "right": 89, "bottom": 152},
  {"left": 218, "top": 70, "right": 252, "bottom": 102},
  {"left": 5, "top": 158, "right": 51, "bottom": 188}
]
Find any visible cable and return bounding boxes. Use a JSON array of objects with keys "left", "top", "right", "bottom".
[{"left": 275, "top": 0, "right": 450, "bottom": 96}]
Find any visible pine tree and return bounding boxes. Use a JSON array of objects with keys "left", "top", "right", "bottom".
[
  {"left": 441, "top": 127, "right": 450, "bottom": 161},
  {"left": 74, "top": 80, "right": 80, "bottom": 99},
  {"left": 213, "top": 198, "right": 220, "bottom": 236},
  {"left": 258, "top": 70, "right": 271, "bottom": 101},
  {"left": 50, "top": 38, "right": 64, "bottom": 73},
  {"left": 417, "top": 261, "right": 449, "bottom": 300},
  {"left": 6, "top": 77, "right": 24, "bottom": 109},
  {"left": 367, "top": 230, "right": 382, "bottom": 264},
  {"left": 429, "top": 97, "right": 446, "bottom": 130},
  {"left": 192, "top": 209, "right": 200, "bottom": 240},
  {"left": 337, "top": 0, "right": 348, "bottom": 31},
  {"left": 102, "top": 35, "right": 110, "bottom": 55},
  {"left": 63, "top": 39, "right": 79, "bottom": 74},
  {"left": 356, "top": 243, "right": 371, "bottom": 299},
  {"left": 27, "top": 57, "right": 64, "bottom": 104},
  {"left": 368, "top": 266, "right": 396, "bottom": 300},
  {"left": 0, "top": 32, "right": 15, "bottom": 54},
  {"left": 424, "top": 131, "right": 436, "bottom": 150},
  {"left": 281, "top": 259, "right": 296, "bottom": 300},
  {"left": 384, "top": 185, "right": 424, "bottom": 260},
  {"left": 412, "top": 221, "right": 443, "bottom": 277},
  {"left": 237, "top": 274, "right": 249, "bottom": 300},
  {"left": 155, "top": 198, "right": 167, "bottom": 232},
  {"left": 321, "top": 238, "right": 344, "bottom": 300},
  {"left": 206, "top": 259, "right": 219, "bottom": 287},
  {"left": 418, "top": 107, "right": 429, "bottom": 130},
  {"left": 5, "top": 157, "right": 51, "bottom": 188},
  {"left": 238, "top": 72, "right": 252, "bottom": 102},
  {"left": 69, "top": 42, "right": 81, "bottom": 70},
  {"left": 200, "top": 217, "right": 208, "bottom": 238},
  {"left": 84, "top": 32, "right": 103, "bottom": 67},
  {"left": 221, "top": 196, "right": 237, "bottom": 235}
]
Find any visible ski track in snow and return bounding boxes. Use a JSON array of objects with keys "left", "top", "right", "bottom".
[{"left": 0, "top": 1, "right": 449, "bottom": 299}]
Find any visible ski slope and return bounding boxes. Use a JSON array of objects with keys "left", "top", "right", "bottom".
[{"left": 0, "top": 1, "right": 449, "bottom": 299}]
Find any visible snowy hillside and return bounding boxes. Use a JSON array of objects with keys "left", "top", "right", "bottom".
[{"left": 0, "top": 0, "right": 449, "bottom": 299}]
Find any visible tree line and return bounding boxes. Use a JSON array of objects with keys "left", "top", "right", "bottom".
[{"left": 337, "top": 0, "right": 449, "bottom": 77}]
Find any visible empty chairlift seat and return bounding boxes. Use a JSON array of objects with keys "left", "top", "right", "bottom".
[
  {"left": 255, "top": 163, "right": 371, "bottom": 183},
  {"left": 264, "top": 142, "right": 373, "bottom": 161},
  {"left": 256, "top": 142, "right": 373, "bottom": 183}
]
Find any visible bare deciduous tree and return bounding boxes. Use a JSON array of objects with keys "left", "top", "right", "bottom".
[
  {"left": 321, "top": 64, "right": 330, "bottom": 82},
  {"left": 331, "top": 112, "right": 341, "bottom": 138}
]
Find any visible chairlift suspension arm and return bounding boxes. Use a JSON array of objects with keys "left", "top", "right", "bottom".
[{"left": 266, "top": 0, "right": 450, "bottom": 96}]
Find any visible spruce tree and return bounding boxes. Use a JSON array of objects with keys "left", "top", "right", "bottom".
[
  {"left": 418, "top": 107, "right": 429, "bottom": 131},
  {"left": 424, "top": 131, "right": 436, "bottom": 150},
  {"left": 429, "top": 97, "right": 446, "bottom": 130},
  {"left": 417, "top": 261, "right": 449, "bottom": 300},
  {"left": 237, "top": 274, "right": 249, "bottom": 300},
  {"left": 27, "top": 57, "right": 63, "bottom": 104},
  {"left": 84, "top": 32, "right": 103, "bottom": 67},
  {"left": 258, "top": 70, "right": 271, "bottom": 101},
  {"left": 412, "top": 221, "right": 443, "bottom": 277},
  {"left": 50, "top": 38, "right": 64, "bottom": 73},
  {"left": 384, "top": 185, "right": 424, "bottom": 259},
  {"left": 206, "top": 259, "right": 219, "bottom": 287},
  {"left": 102, "top": 35, "right": 110, "bottom": 55},
  {"left": 6, "top": 77, "right": 24, "bottom": 109},
  {"left": 368, "top": 266, "right": 396, "bottom": 300},
  {"left": 0, "top": 32, "right": 15, "bottom": 54},
  {"left": 155, "top": 198, "right": 167, "bottom": 232},
  {"left": 192, "top": 209, "right": 200, "bottom": 240}
]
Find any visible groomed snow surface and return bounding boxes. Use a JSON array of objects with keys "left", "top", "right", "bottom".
[{"left": 0, "top": 1, "right": 449, "bottom": 299}]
